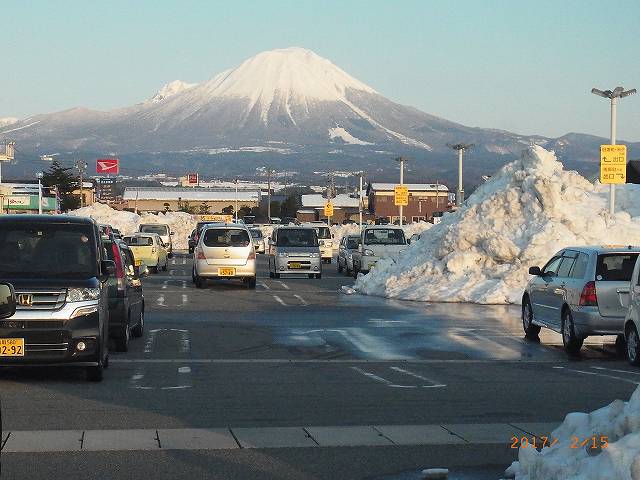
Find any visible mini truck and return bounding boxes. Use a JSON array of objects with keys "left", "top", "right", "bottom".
[
  {"left": 268, "top": 226, "right": 322, "bottom": 279},
  {"left": 352, "top": 225, "right": 410, "bottom": 276}
]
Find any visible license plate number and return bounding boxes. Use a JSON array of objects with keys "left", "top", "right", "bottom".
[
  {"left": 135, "top": 259, "right": 142, "bottom": 266},
  {"left": 218, "top": 268, "right": 235, "bottom": 276},
  {"left": 289, "top": 262, "right": 302, "bottom": 269},
  {"left": 0, "top": 338, "right": 25, "bottom": 357}
]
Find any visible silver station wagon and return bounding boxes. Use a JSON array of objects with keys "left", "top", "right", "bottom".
[{"left": 522, "top": 246, "right": 640, "bottom": 355}]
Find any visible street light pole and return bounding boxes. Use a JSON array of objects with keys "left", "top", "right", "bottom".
[
  {"left": 358, "top": 171, "right": 364, "bottom": 231},
  {"left": 36, "top": 172, "right": 43, "bottom": 215},
  {"left": 591, "top": 86, "right": 637, "bottom": 214},
  {"left": 75, "top": 160, "right": 88, "bottom": 208},
  {"left": 394, "top": 157, "right": 408, "bottom": 226},
  {"left": 265, "top": 168, "right": 274, "bottom": 223},
  {"left": 234, "top": 177, "right": 239, "bottom": 222},
  {"left": 448, "top": 144, "right": 473, "bottom": 207}
]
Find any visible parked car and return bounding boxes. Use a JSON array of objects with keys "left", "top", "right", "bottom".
[
  {"left": 193, "top": 223, "right": 257, "bottom": 289},
  {"left": 621, "top": 256, "right": 640, "bottom": 365},
  {"left": 302, "top": 223, "right": 333, "bottom": 263},
  {"left": 352, "top": 226, "right": 410, "bottom": 276},
  {"left": 123, "top": 233, "right": 168, "bottom": 273},
  {"left": 138, "top": 223, "right": 173, "bottom": 257},
  {"left": 102, "top": 232, "right": 147, "bottom": 352},
  {"left": 268, "top": 226, "right": 321, "bottom": 279},
  {"left": 188, "top": 229, "right": 197, "bottom": 254},
  {"left": 523, "top": 246, "right": 640, "bottom": 355},
  {"left": 338, "top": 234, "right": 361, "bottom": 275},
  {"left": 249, "top": 228, "right": 265, "bottom": 254},
  {"left": 0, "top": 215, "right": 114, "bottom": 381}
]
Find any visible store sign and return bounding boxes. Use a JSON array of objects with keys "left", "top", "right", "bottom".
[
  {"left": 96, "top": 158, "right": 120, "bottom": 174},
  {"left": 600, "top": 145, "right": 627, "bottom": 184},
  {"left": 188, "top": 173, "right": 199, "bottom": 184},
  {"left": 98, "top": 177, "right": 117, "bottom": 200},
  {"left": 394, "top": 185, "right": 409, "bottom": 206},
  {"left": 6, "top": 195, "right": 56, "bottom": 211}
]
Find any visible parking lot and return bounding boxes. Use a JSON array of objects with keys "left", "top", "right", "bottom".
[{"left": 1, "top": 252, "right": 637, "bottom": 479}]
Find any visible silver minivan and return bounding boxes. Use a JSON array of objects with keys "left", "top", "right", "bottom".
[
  {"left": 523, "top": 246, "right": 640, "bottom": 355},
  {"left": 268, "top": 227, "right": 322, "bottom": 279},
  {"left": 623, "top": 257, "right": 640, "bottom": 365}
]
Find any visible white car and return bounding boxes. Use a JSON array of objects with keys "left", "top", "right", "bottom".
[
  {"left": 138, "top": 223, "right": 174, "bottom": 257},
  {"left": 302, "top": 223, "right": 333, "bottom": 263},
  {"left": 352, "top": 226, "right": 410, "bottom": 276}
]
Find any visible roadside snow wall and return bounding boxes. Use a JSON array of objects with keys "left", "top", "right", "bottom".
[{"left": 354, "top": 145, "right": 640, "bottom": 304}]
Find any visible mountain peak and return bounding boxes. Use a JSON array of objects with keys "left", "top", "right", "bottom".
[{"left": 148, "top": 80, "right": 198, "bottom": 103}]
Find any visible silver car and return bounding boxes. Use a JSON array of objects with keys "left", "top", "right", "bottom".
[
  {"left": 623, "top": 256, "right": 640, "bottom": 365},
  {"left": 337, "top": 234, "right": 360, "bottom": 276},
  {"left": 193, "top": 223, "right": 257, "bottom": 289},
  {"left": 268, "top": 226, "right": 322, "bottom": 279},
  {"left": 523, "top": 246, "right": 640, "bottom": 355}
]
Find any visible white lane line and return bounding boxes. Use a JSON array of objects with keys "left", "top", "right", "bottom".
[
  {"left": 592, "top": 366, "right": 640, "bottom": 376},
  {"left": 293, "top": 294, "right": 308, "bottom": 306},
  {"left": 181, "top": 294, "right": 188, "bottom": 306},
  {"left": 389, "top": 366, "right": 446, "bottom": 388},
  {"left": 275, "top": 281, "right": 290, "bottom": 290},
  {"left": 182, "top": 257, "right": 187, "bottom": 265},
  {"left": 171, "top": 259, "right": 176, "bottom": 265},
  {"left": 553, "top": 366, "right": 640, "bottom": 385},
  {"left": 156, "top": 294, "right": 166, "bottom": 307},
  {"left": 178, "top": 366, "right": 191, "bottom": 373},
  {"left": 258, "top": 281, "right": 270, "bottom": 290},
  {"left": 179, "top": 329, "right": 191, "bottom": 353},
  {"left": 273, "top": 295, "right": 287, "bottom": 306},
  {"left": 162, "top": 281, "right": 169, "bottom": 290},
  {"left": 351, "top": 366, "right": 394, "bottom": 386},
  {"left": 181, "top": 280, "right": 187, "bottom": 289},
  {"left": 144, "top": 329, "right": 160, "bottom": 353}
]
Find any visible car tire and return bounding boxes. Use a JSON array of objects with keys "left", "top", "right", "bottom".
[
  {"left": 150, "top": 266, "right": 158, "bottom": 274},
  {"left": 316, "top": 273, "right": 322, "bottom": 279},
  {"left": 308, "top": 274, "right": 314, "bottom": 279},
  {"left": 274, "top": 272, "right": 281, "bottom": 279},
  {"left": 115, "top": 323, "right": 130, "bottom": 352},
  {"left": 616, "top": 334, "right": 627, "bottom": 358},
  {"left": 269, "top": 271, "right": 274, "bottom": 278},
  {"left": 195, "top": 277, "right": 206, "bottom": 289},
  {"left": 352, "top": 265, "right": 358, "bottom": 279},
  {"left": 337, "top": 261, "right": 343, "bottom": 273},
  {"left": 246, "top": 276, "right": 257, "bottom": 289},
  {"left": 132, "top": 309, "right": 144, "bottom": 338},
  {"left": 522, "top": 297, "right": 541, "bottom": 340},
  {"left": 168, "top": 252, "right": 173, "bottom": 259},
  {"left": 627, "top": 324, "right": 640, "bottom": 366},
  {"left": 562, "top": 309, "right": 583, "bottom": 356}
]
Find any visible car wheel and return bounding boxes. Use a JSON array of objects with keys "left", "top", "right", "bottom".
[
  {"left": 562, "top": 309, "right": 583, "bottom": 356},
  {"left": 308, "top": 274, "right": 314, "bottom": 279},
  {"left": 616, "top": 334, "right": 627, "bottom": 358},
  {"left": 132, "top": 309, "right": 144, "bottom": 338},
  {"left": 246, "top": 276, "right": 257, "bottom": 289},
  {"left": 195, "top": 277, "right": 206, "bottom": 289},
  {"left": 269, "top": 271, "right": 275, "bottom": 278},
  {"left": 168, "top": 252, "right": 173, "bottom": 259},
  {"left": 274, "top": 272, "right": 281, "bottom": 279},
  {"left": 627, "top": 325, "right": 640, "bottom": 366},
  {"left": 316, "top": 273, "right": 322, "bottom": 279},
  {"left": 150, "top": 266, "right": 158, "bottom": 274},
  {"left": 337, "top": 261, "right": 343, "bottom": 273},
  {"left": 115, "top": 323, "right": 130, "bottom": 352},
  {"left": 522, "top": 297, "right": 541, "bottom": 340}
]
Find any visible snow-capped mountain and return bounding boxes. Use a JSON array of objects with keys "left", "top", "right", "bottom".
[
  {"left": 0, "top": 117, "right": 18, "bottom": 128},
  {"left": 0, "top": 47, "right": 634, "bottom": 182}
]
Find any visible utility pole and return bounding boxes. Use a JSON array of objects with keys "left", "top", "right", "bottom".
[
  {"left": 265, "top": 168, "right": 275, "bottom": 222},
  {"left": 234, "top": 176, "right": 239, "bottom": 222},
  {"left": 326, "top": 175, "right": 335, "bottom": 227},
  {"left": 448, "top": 144, "right": 473, "bottom": 207},
  {"left": 358, "top": 171, "right": 364, "bottom": 231},
  {"left": 75, "top": 160, "right": 88, "bottom": 208},
  {"left": 36, "top": 172, "right": 43, "bottom": 214},
  {"left": 394, "top": 157, "right": 408, "bottom": 226},
  {"left": 591, "top": 86, "right": 637, "bottom": 214}
]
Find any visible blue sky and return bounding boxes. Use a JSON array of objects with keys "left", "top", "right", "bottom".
[{"left": 3, "top": 0, "right": 640, "bottom": 140}]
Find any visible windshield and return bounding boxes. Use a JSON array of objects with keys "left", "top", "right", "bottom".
[
  {"left": 315, "top": 227, "right": 331, "bottom": 239},
  {"left": 277, "top": 229, "right": 318, "bottom": 247},
  {"left": 250, "top": 230, "right": 263, "bottom": 239},
  {"left": 140, "top": 224, "right": 169, "bottom": 235},
  {"left": 0, "top": 224, "right": 97, "bottom": 279},
  {"left": 364, "top": 228, "right": 406, "bottom": 245},
  {"left": 203, "top": 228, "right": 251, "bottom": 247},
  {"left": 346, "top": 237, "right": 360, "bottom": 249},
  {"left": 124, "top": 236, "right": 153, "bottom": 246}
]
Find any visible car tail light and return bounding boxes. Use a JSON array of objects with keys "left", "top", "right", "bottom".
[
  {"left": 579, "top": 281, "right": 598, "bottom": 306},
  {"left": 248, "top": 249, "right": 256, "bottom": 260},
  {"left": 111, "top": 242, "right": 126, "bottom": 292},
  {"left": 196, "top": 248, "right": 206, "bottom": 260}
]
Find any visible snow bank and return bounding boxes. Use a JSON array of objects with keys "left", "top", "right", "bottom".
[
  {"left": 355, "top": 146, "right": 640, "bottom": 304},
  {"left": 68, "top": 203, "right": 195, "bottom": 250},
  {"left": 506, "top": 386, "right": 640, "bottom": 480}
]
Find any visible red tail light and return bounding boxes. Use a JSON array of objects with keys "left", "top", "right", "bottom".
[
  {"left": 196, "top": 248, "right": 206, "bottom": 260},
  {"left": 111, "top": 242, "right": 126, "bottom": 291},
  {"left": 579, "top": 281, "right": 598, "bottom": 306}
]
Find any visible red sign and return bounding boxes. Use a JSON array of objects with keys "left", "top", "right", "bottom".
[
  {"left": 96, "top": 158, "right": 120, "bottom": 174},
  {"left": 188, "top": 173, "right": 199, "bottom": 184}
]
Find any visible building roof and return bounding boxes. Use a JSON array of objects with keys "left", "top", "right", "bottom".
[
  {"left": 123, "top": 187, "right": 260, "bottom": 202},
  {"left": 301, "top": 193, "right": 360, "bottom": 208},
  {"left": 368, "top": 183, "right": 449, "bottom": 192}
]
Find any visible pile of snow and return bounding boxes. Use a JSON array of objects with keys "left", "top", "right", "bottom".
[
  {"left": 355, "top": 146, "right": 640, "bottom": 304},
  {"left": 68, "top": 203, "right": 195, "bottom": 250},
  {"left": 506, "top": 386, "right": 640, "bottom": 480},
  {"left": 148, "top": 80, "right": 198, "bottom": 103}
]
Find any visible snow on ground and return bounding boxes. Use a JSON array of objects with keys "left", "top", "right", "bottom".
[
  {"left": 68, "top": 203, "right": 194, "bottom": 250},
  {"left": 354, "top": 146, "right": 640, "bottom": 304},
  {"left": 505, "top": 386, "right": 640, "bottom": 480}
]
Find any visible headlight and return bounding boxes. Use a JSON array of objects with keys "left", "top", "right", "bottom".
[
  {"left": 310, "top": 252, "right": 320, "bottom": 258},
  {"left": 363, "top": 249, "right": 375, "bottom": 256},
  {"left": 67, "top": 288, "right": 100, "bottom": 302},
  {"left": 277, "top": 252, "right": 288, "bottom": 257}
]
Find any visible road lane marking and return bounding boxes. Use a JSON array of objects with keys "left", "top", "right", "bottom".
[
  {"left": 273, "top": 295, "right": 287, "bottom": 306},
  {"left": 553, "top": 366, "right": 640, "bottom": 385},
  {"left": 181, "top": 294, "right": 188, "bottom": 306},
  {"left": 156, "top": 294, "right": 166, "bottom": 306},
  {"left": 389, "top": 366, "right": 446, "bottom": 388},
  {"left": 258, "top": 281, "right": 270, "bottom": 290},
  {"left": 591, "top": 366, "right": 640, "bottom": 375},
  {"left": 275, "top": 281, "right": 290, "bottom": 290},
  {"left": 110, "top": 358, "right": 562, "bottom": 364},
  {"left": 182, "top": 257, "right": 187, "bottom": 265},
  {"left": 293, "top": 294, "right": 308, "bottom": 306},
  {"left": 351, "top": 366, "right": 394, "bottom": 386}
]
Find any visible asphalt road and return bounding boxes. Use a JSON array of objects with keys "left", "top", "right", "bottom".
[{"left": 1, "top": 252, "right": 637, "bottom": 479}]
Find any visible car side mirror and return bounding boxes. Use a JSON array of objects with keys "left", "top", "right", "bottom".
[
  {"left": 101, "top": 260, "right": 116, "bottom": 279},
  {"left": 528, "top": 266, "right": 542, "bottom": 276},
  {"left": 0, "top": 282, "right": 17, "bottom": 319}
]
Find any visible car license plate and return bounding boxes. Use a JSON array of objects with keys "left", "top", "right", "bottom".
[
  {"left": 135, "top": 259, "right": 142, "bottom": 266},
  {"left": 0, "top": 338, "right": 25, "bottom": 357},
  {"left": 218, "top": 267, "right": 235, "bottom": 276},
  {"left": 289, "top": 262, "right": 302, "bottom": 269}
]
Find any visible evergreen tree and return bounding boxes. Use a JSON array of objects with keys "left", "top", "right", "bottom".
[{"left": 41, "top": 160, "right": 80, "bottom": 211}]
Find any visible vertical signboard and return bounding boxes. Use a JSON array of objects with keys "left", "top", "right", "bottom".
[{"left": 600, "top": 145, "right": 627, "bottom": 184}]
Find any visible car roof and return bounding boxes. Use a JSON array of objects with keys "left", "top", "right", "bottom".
[
  {"left": 364, "top": 225, "right": 404, "bottom": 230},
  {"left": 345, "top": 234, "right": 361, "bottom": 238},
  {"left": 561, "top": 245, "right": 640, "bottom": 254},
  {"left": 125, "top": 232, "right": 158, "bottom": 238},
  {"left": 139, "top": 223, "right": 169, "bottom": 227},
  {"left": 276, "top": 226, "right": 315, "bottom": 230},
  {"left": 0, "top": 214, "right": 96, "bottom": 225}
]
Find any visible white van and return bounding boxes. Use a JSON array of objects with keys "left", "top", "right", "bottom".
[{"left": 138, "top": 223, "right": 173, "bottom": 257}]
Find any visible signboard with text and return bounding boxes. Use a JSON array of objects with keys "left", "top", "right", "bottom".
[
  {"left": 600, "top": 145, "right": 627, "bottom": 184},
  {"left": 188, "top": 173, "right": 199, "bottom": 185},
  {"left": 98, "top": 177, "right": 117, "bottom": 201},
  {"left": 394, "top": 185, "right": 409, "bottom": 206},
  {"left": 324, "top": 202, "right": 334, "bottom": 217},
  {"left": 96, "top": 158, "right": 120, "bottom": 175}
]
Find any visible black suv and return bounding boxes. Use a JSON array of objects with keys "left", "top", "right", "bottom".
[{"left": 0, "top": 215, "right": 114, "bottom": 381}]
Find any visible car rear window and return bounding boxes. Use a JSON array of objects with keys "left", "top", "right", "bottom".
[
  {"left": 346, "top": 237, "right": 360, "bottom": 249},
  {"left": 364, "top": 229, "right": 406, "bottom": 245},
  {"left": 203, "top": 229, "right": 250, "bottom": 247},
  {"left": 596, "top": 253, "right": 639, "bottom": 281},
  {"left": 124, "top": 236, "right": 153, "bottom": 246},
  {"left": 250, "top": 230, "right": 263, "bottom": 239},
  {"left": 276, "top": 229, "right": 318, "bottom": 247},
  {"left": 315, "top": 227, "right": 331, "bottom": 239},
  {"left": 140, "top": 224, "right": 168, "bottom": 235},
  {"left": 0, "top": 224, "right": 97, "bottom": 279}
]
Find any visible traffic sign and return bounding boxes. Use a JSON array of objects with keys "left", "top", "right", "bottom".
[
  {"left": 324, "top": 202, "right": 334, "bottom": 217},
  {"left": 188, "top": 173, "right": 199, "bottom": 185},
  {"left": 96, "top": 158, "right": 120, "bottom": 174},
  {"left": 600, "top": 145, "right": 627, "bottom": 184},
  {"left": 394, "top": 185, "right": 409, "bottom": 206}
]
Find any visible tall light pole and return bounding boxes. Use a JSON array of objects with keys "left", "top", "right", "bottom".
[
  {"left": 591, "top": 86, "right": 637, "bottom": 214},
  {"left": 448, "top": 144, "right": 473, "bottom": 207},
  {"left": 357, "top": 171, "right": 364, "bottom": 231},
  {"left": 75, "top": 160, "right": 88, "bottom": 208},
  {"left": 234, "top": 176, "right": 239, "bottom": 222},
  {"left": 265, "top": 168, "right": 275, "bottom": 222},
  {"left": 36, "top": 172, "right": 43, "bottom": 215},
  {"left": 394, "top": 157, "right": 408, "bottom": 226}
]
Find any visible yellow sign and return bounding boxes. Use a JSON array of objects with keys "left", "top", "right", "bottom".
[
  {"left": 196, "top": 214, "right": 233, "bottom": 223},
  {"left": 394, "top": 185, "right": 409, "bottom": 206},
  {"left": 600, "top": 145, "right": 627, "bottom": 184},
  {"left": 324, "top": 202, "right": 334, "bottom": 217}
]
